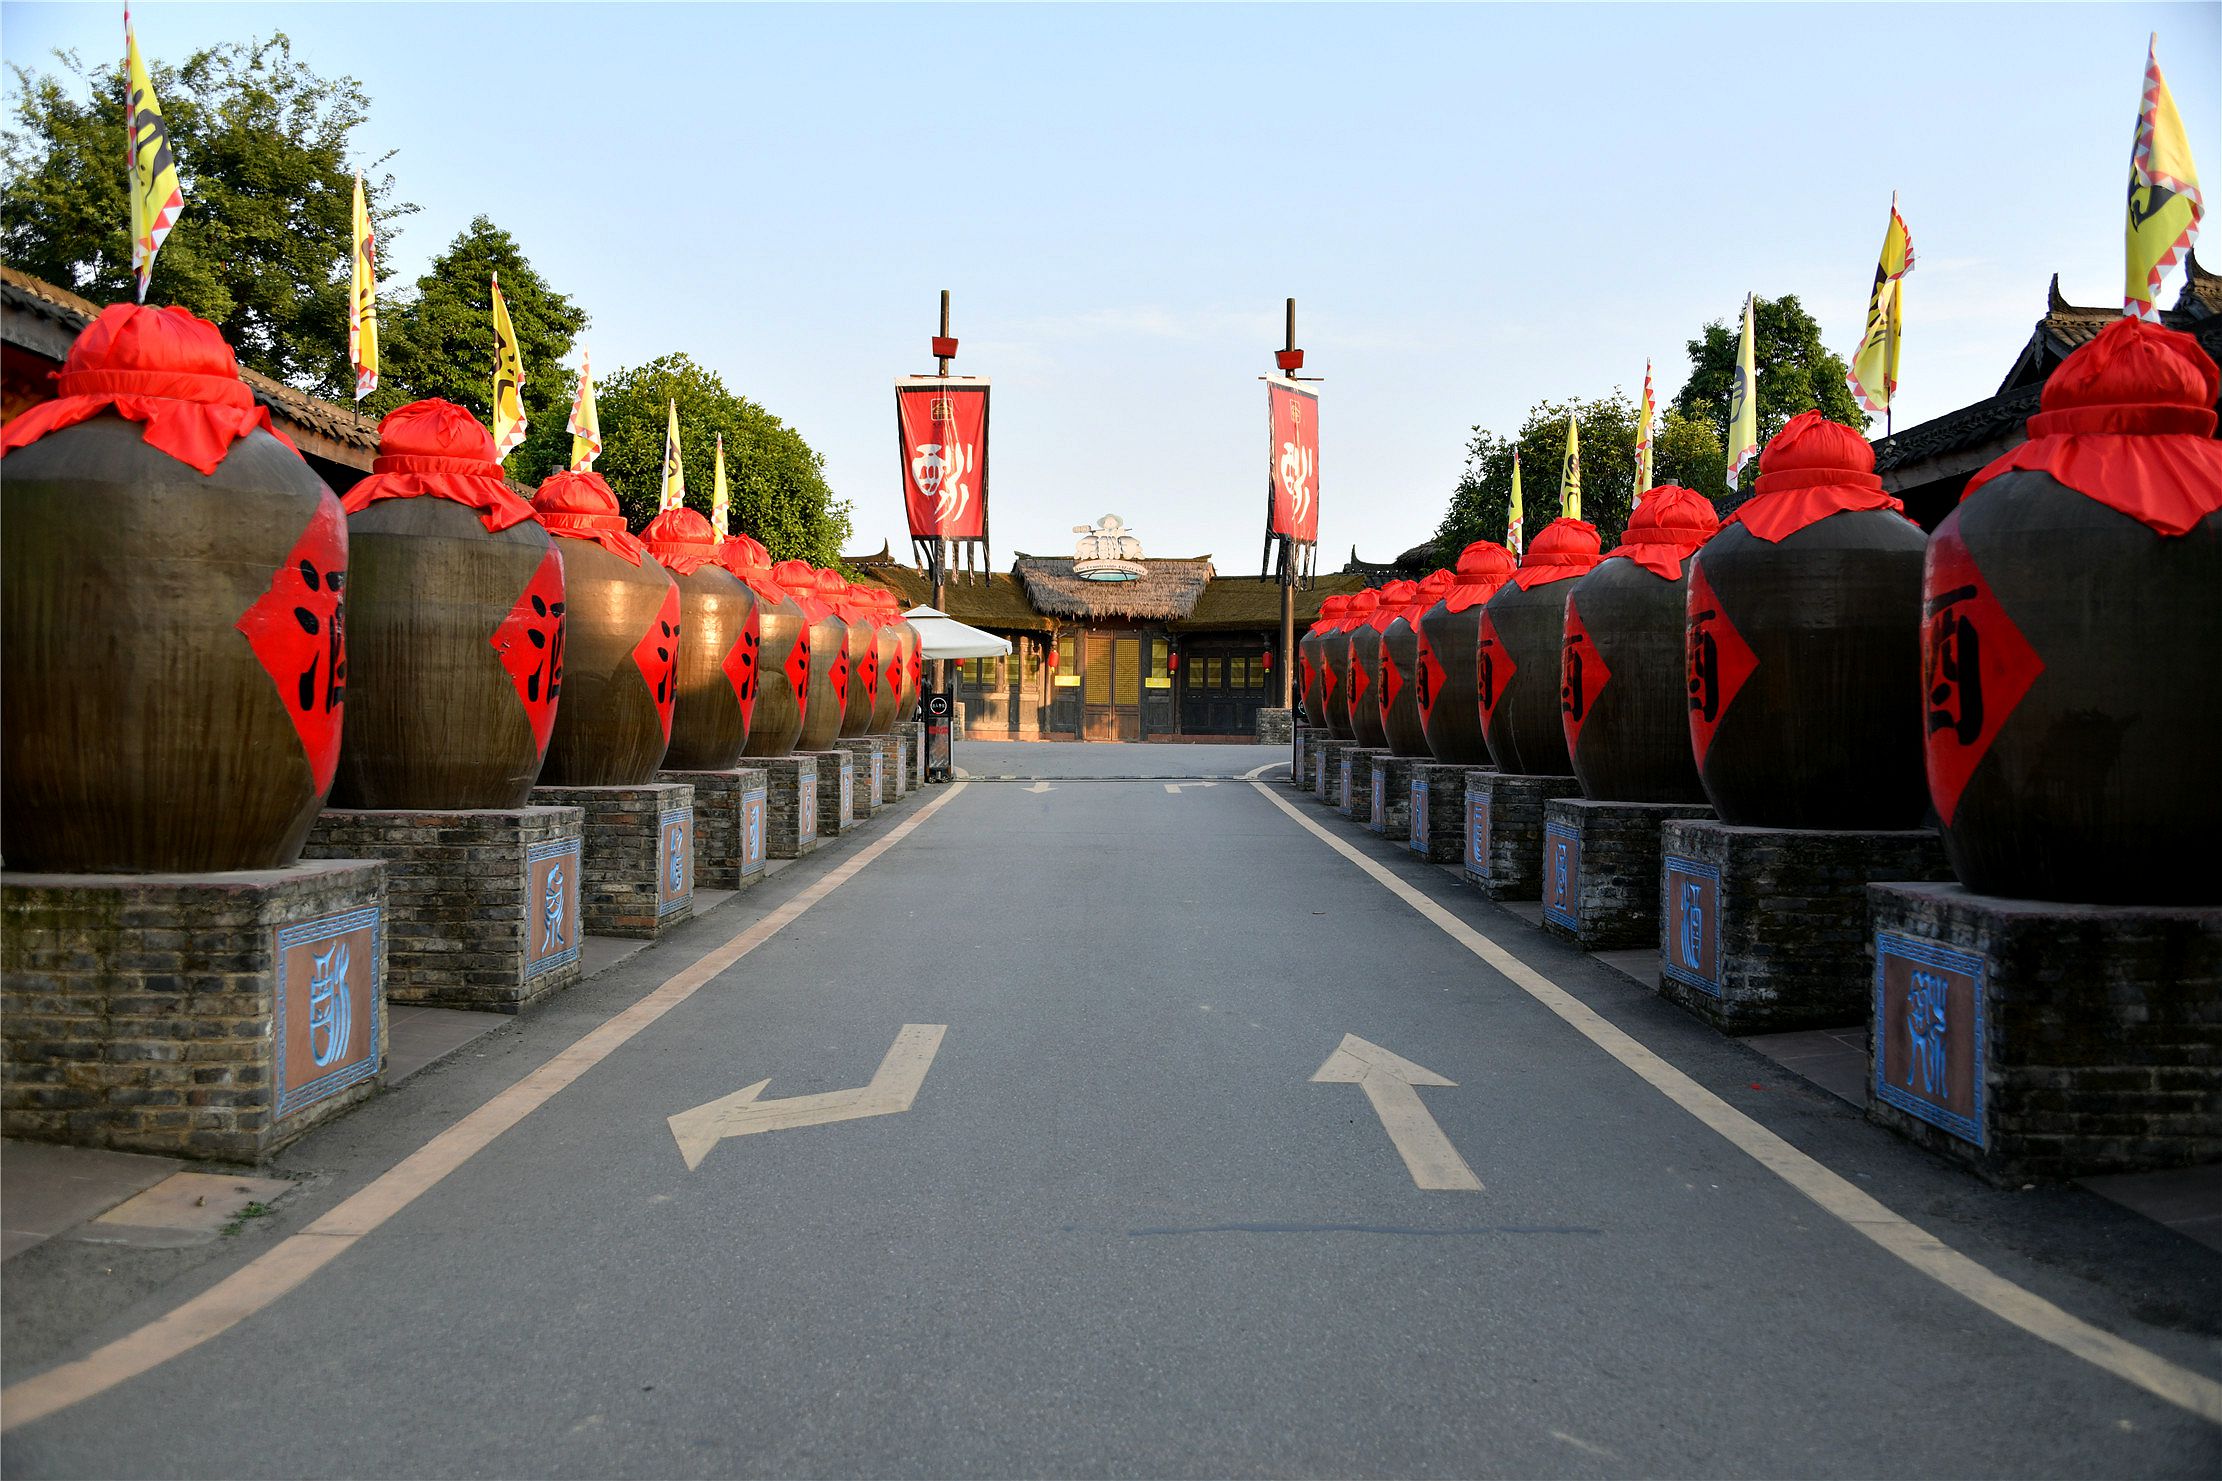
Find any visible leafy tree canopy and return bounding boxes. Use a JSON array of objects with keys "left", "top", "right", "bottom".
[
  {"left": 1434, "top": 391, "right": 1645, "bottom": 560},
  {"left": 1671, "top": 293, "right": 1867, "bottom": 505},
  {"left": 584, "top": 353, "right": 854, "bottom": 568},
  {"left": 1, "top": 34, "right": 414, "bottom": 397}
]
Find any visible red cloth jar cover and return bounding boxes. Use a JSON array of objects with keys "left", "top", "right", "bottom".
[
  {"left": 719, "top": 531, "right": 790, "bottom": 605},
  {"left": 1606, "top": 486, "right": 1721, "bottom": 579},
  {"left": 342, "top": 400, "right": 539, "bottom": 533},
  {"left": 1367, "top": 579, "right": 1419, "bottom": 631},
  {"left": 1406, "top": 569, "right": 1456, "bottom": 616},
  {"left": 1309, "top": 593, "right": 1352, "bottom": 634},
  {"left": 532, "top": 470, "right": 650, "bottom": 564},
  {"left": 1342, "top": 589, "right": 1381, "bottom": 624},
  {"left": 1727, "top": 410, "right": 1905, "bottom": 543},
  {"left": 774, "top": 559, "right": 833, "bottom": 622},
  {"left": 638, "top": 507, "right": 724, "bottom": 574},
  {"left": 1506, "top": 518, "right": 1602, "bottom": 589},
  {"left": 1, "top": 303, "right": 300, "bottom": 476},
  {"left": 1441, "top": 540, "right": 1518, "bottom": 611},
  {"left": 1962, "top": 316, "right": 2222, "bottom": 537}
]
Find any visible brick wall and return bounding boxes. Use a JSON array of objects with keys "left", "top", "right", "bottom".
[{"left": 531, "top": 783, "right": 696, "bottom": 939}]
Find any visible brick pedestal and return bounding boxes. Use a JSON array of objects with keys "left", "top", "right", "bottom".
[
  {"left": 761, "top": 755, "right": 820, "bottom": 859},
  {"left": 2, "top": 860, "right": 387, "bottom": 1161},
  {"left": 1339, "top": 748, "right": 1388, "bottom": 821},
  {"left": 1366, "top": 753, "right": 1417, "bottom": 838},
  {"left": 1540, "top": 799, "right": 1715, "bottom": 951},
  {"left": 1293, "top": 727, "right": 1320, "bottom": 790},
  {"left": 795, "top": 751, "right": 854, "bottom": 839},
  {"left": 886, "top": 734, "right": 912, "bottom": 799},
  {"left": 1312, "top": 739, "right": 1356, "bottom": 806},
  {"left": 302, "top": 806, "right": 583, "bottom": 1011},
  {"left": 530, "top": 783, "right": 695, "bottom": 939},
  {"left": 902, "top": 721, "right": 925, "bottom": 789},
  {"left": 660, "top": 768, "right": 769, "bottom": 891},
  {"left": 1657, "top": 820, "right": 1949, "bottom": 1033},
  {"left": 1256, "top": 707, "right": 1294, "bottom": 745},
  {"left": 838, "top": 738, "right": 887, "bottom": 815},
  {"left": 1866, "top": 883, "right": 2222, "bottom": 1183},
  {"left": 1461, "top": 773, "right": 1581, "bottom": 900},
  {"left": 1406, "top": 763, "right": 1476, "bottom": 861}
]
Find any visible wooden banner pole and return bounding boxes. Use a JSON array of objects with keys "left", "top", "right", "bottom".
[{"left": 1278, "top": 297, "right": 1297, "bottom": 713}]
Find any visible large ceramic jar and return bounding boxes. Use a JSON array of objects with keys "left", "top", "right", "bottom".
[
  {"left": 845, "top": 586, "right": 900, "bottom": 734},
  {"left": 1381, "top": 575, "right": 1447, "bottom": 758},
  {"left": 1415, "top": 541, "right": 1516, "bottom": 764},
  {"left": 724, "top": 535, "right": 807, "bottom": 757},
  {"left": 879, "top": 589, "right": 923, "bottom": 721},
  {"left": 1317, "top": 595, "right": 1362, "bottom": 739},
  {"left": 1562, "top": 488, "right": 1719, "bottom": 802},
  {"left": 1688, "top": 412, "right": 1928, "bottom": 829},
  {"left": 777, "top": 560, "right": 847, "bottom": 750},
  {"left": 819, "top": 569, "right": 873, "bottom": 738},
  {"left": 1353, "top": 581, "right": 1414, "bottom": 750},
  {"left": 1341, "top": 590, "right": 1386, "bottom": 746},
  {"left": 1302, "top": 595, "right": 1349, "bottom": 733},
  {"left": 0, "top": 304, "right": 347, "bottom": 870},
  {"left": 330, "top": 400, "right": 560, "bottom": 811},
  {"left": 532, "top": 472, "right": 679, "bottom": 786},
  {"left": 641, "top": 507, "right": 759, "bottom": 770},
  {"left": 1923, "top": 318, "right": 2222, "bottom": 903},
  {"left": 1480, "top": 520, "right": 1601, "bottom": 774}
]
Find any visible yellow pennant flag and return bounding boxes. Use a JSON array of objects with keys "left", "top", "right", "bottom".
[
  {"left": 1505, "top": 449, "right": 1524, "bottom": 558},
  {"left": 1559, "top": 415, "right": 1582, "bottom": 523},
  {"left": 566, "top": 346, "right": 600, "bottom": 471},
  {"left": 1847, "top": 195, "right": 1914, "bottom": 417},
  {"left": 1727, "top": 295, "right": 1759, "bottom": 491},
  {"left": 490, "top": 273, "right": 528, "bottom": 459},
  {"left": 1635, "top": 361, "right": 1655, "bottom": 499},
  {"left": 660, "top": 399, "right": 687, "bottom": 512},
  {"left": 712, "top": 433, "right": 730, "bottom": 537},
  {"left": 2125, "top": 33, "right": 2203, "bottom": 321},
  {"left": 124, "top": 8, "right": 184, "bottom": 302},
  {"left": 348, "top": 174, "right": 378, "bottom": 400}
]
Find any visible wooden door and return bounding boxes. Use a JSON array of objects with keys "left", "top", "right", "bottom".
[
  {"left": 1083, "top": 634, "right": 1118, "bottom": 740},
  {"left": 1112, "top": 637, "right": 1142, "bottom": 741}
]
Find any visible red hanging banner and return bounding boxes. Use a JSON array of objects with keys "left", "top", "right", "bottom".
[
  {"left": 1266, "top": 376, "right": 1320, "bottom": 546},
  {"left": 895, "top": 377, "right": 989, "bottom": 544}
]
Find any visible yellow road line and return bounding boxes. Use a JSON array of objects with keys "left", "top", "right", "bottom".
[
  {"left": 1252, "top": 781, "right": 2222, "bottom": 1426},
  {"left": 2, "top": 783, "right": 970, "bottom": 1432}
]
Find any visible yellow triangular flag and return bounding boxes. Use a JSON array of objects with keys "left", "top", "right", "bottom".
[
  {"left": 1727, "top": 295, "right": 1759, "bottom": 491},
  {"left": 1847, "top": 195, "right": 1914, "bottom": 415},
  {"left": 1560, "top": 415, "right": 1582, "bottom": 523},
  {"left": 490, "top": 273, "right": 527, "bottom": 459},
  {"left": 2126, "top": 33, "right": 2204, "bottom": 321},
  {"left": 566, "top": 346, "right": 600, "bottom": 471},
  {"left": 124, "top": 8, "right": 184, "bottom": 303},
  {"left": 1634, "top": 360, "right": 1655, "bottom": 499},
  {"left": 348, "top": 174, "right": 378, "bottom": 400},
  {"left": 660, "top": 399, "right": 686, "bottom": 512},
  {"left": 712, "top": 434, "right": 730, "bottom": 537},
  {"left": 1505, "top": 449, "right": 1524, "bottom": 558}
]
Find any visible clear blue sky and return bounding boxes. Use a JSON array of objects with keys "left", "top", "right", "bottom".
[{"left": 5, "top": 3, "right": 2216, "bottom": 570}]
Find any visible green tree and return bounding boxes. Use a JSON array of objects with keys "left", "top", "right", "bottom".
[
  {"left": 587, "top": 353, "right": 853, "bottom": 567},
  {"left": 1435, "top": 391, "right": 1645, "bottom": 559},
  {"left": 369, "top": 216, "right": 586, "bottom": 470},
  {"left": 1, "top": 34, "right": 413, "bottom": 397},
  {"left": 1652, "top": 403, "right": 1726, "bottom": 499},
  {"left": 1671, "top": 293, "right": 1867, "bottom": 505}
]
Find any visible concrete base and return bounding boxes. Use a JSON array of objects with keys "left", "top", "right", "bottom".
[
  {"left": 1312, "top": 739, "right": 1356, "bottom": 806},
  {"left": 1461, "top": 773, "right": 1581, "bottom": 900},
  {"left": 301, "top": 806, "right": 584, "bottom": 1012},
  {"left": 1256, "top": 707, "right": 1294, "bottom": 745},
  {"left": 795, "top": 751, "right": 855, "bottom": 838},
  {"left": 660, "top": 769, "right": 769, "bottom": 892},
  {"left": 1657, "top": 820, "right": 1949, "bottom": 1034},
  {"left": 1367, "top": 753, "right": 1418, "bottom": 838},
  {"left": 530, "top": 783, "right": 695, "bottom": 939},
  {"left": 1866, "top": 883, "right": 2222, "bottom": 1183},
  {"left": 760, "top": 755, "right": 821, "bottom": 859},
  {"left": 837, "top": 738, "right": 886, "bottom": 817},
  {"left": 2, "top": 860, "right": 388, "bottom": 1161},
  {"left": 1339, "top": 748, "right": 1389, "bottom": 821},
  {"left": 1541, "top": 799, "right": 1714, "bottom": 951},
  {"left": 1406, "top": 762, "right": 1476, "bottom": 861}
]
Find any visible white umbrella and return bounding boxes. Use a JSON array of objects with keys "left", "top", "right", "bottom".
[{"left": 902, "top": 605, "right": 1011, "bottom": 660}]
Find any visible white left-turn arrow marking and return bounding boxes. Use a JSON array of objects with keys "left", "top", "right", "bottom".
[
  {"left": 668, "top": 1024, "right": 947, "bottom": 1171},
  {"left": 1312, "top": 1033, "right": 1482, "bottom": 1191}
]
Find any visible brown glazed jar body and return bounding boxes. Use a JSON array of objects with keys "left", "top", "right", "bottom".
[
  {"left": 1416, "top": 602, "right": 1488, "bottom": 764},
  {"left": 1, "top": 420, "right": 340, "bottom": 870},
  {"left": 743, "top": 594, "right": 809, "bottom": 757},
  {"left": 1381, "top": 618, "right": 1428, "bottom": 757},
  {"left": 1480, "top": 579, "right": 1577, "bottom": 775},
  {"left": 1319, "top": 629, "right": 1355, "bottom": 739},
  {"left": 1564, "top": 558, "right": 1706, "bottom": 803},
  {"left": 868, "top": 625, "right": 901, "bottom": 732},
  {"left": 1689, "top": 510, "right": 1929, "bottom": 829},
  {"left": 795, "top": 613, "right": 847, "bottom": 751},
  {"left": 891, "top": 622, "right": 922, "bottom": 720},
  {"left": 663, "top": 564, "right": 757, "bottom": 771},
  {"left": 537, "top": 536, "right": 677, "bottom": 787},
  {"left": 331, "top": 495, "right": 556, "bottom": 811},
  {"left": 1297, "top": 628, "right": 1325, "bottom": 722},
  {"left": 1928, "top": 475, "right": 2221, "bottom": 903},
  {"left": 1347, "top": 627, "right": 1388, "bottom": 747},
  {"left": 834, "top": 618, "right": 871, "bottom": 739}
]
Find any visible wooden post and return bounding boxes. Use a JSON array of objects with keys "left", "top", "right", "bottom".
[
  {"left": 932, "top": 290, "right": 951, "bottom": 698},
  {"left": 1278, "top": 297, "right": 1297, "bottom": 713}
]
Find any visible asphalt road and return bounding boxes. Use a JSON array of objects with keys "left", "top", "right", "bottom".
[{"left": 5, "top": 746, "right": 2219, "bottom": 1477}]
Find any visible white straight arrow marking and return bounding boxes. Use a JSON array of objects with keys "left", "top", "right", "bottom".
[
  {"left": 668, "top": 1024, "right": 947, "bottom": 1171},
  {"left": 1312, "top": 1033, "right": 1482, "bottom": 1191}
]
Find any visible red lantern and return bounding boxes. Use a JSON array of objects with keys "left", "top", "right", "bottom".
[
  {"left": 1262, "top": 649, "right": 1274, "bottom": 670},
  {"left": 1168, "top": 653, "right": 1181, "bottom": 673}
]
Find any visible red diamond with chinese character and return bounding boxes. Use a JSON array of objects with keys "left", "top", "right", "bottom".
[
  {"left": 1685, "top": 558, "right": 1755, "bottom": 769},
  {"left": 632, "top": 582, "right": 683, "bottom": 744},
  {"left": 490, "top": 544, "right": 566, "bottom": 758},
  {"left": 1923, "top": 526, "right": 2043, "bottom": 825},
  {"left": 235, "top": 491, "right": 348, "bottom": 793},
  {"left": 722, "top": 601, "right": 763, "bottom": 737},
  {"left": 1476, "top": 610, "right": 1517, "bottom": 733},
  {"left": 1560, "top": 594, "right": 1611, "bottom": 761}
]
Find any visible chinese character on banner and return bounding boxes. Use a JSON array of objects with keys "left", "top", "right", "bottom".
[
  {"left": 1266, "top": 376, "right": 1320, "bottom": 547},
  {"left": 895, "top": 377, "right": 990, "bottom": 553}
]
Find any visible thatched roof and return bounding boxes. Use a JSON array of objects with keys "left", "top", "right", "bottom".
[
  {"left": 1172, "top": 570, "right": 1369, "bottom": 631},
  {"left": 846, "top": 544, "right": 1055, "bottom": 632},
  {"left": 1013, "top": 554, "right": 1213, "bottom": 622}
]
